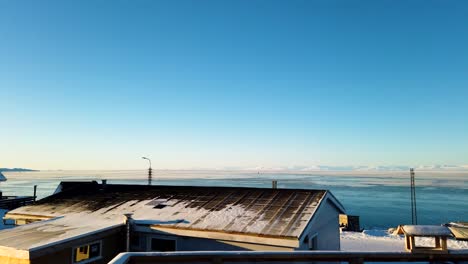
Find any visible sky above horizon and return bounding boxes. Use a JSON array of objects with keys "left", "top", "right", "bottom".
[{"left": 1, "top": 0, "right": 468, "bottom": 170}]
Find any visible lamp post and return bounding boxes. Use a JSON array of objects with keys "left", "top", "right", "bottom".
[{"left": 142, "top": 157, "right": 152, "bottom": 185}]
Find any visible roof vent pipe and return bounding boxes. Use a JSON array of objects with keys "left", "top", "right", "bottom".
[{"left": 272, "top": 180, "right": 278, "bottom": 189}]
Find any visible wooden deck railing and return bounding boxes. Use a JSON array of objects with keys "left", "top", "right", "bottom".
[
  {"left": 108, "top": 250, "right": 468, "bottom": 264},
  {"left": 0, "top": 196, "right": 35, "bottom": 210}
]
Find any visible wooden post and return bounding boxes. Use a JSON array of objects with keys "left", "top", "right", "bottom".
[
  {"left": 33, "top": 185, "right": 37, "bottom": 202},
  {"left": 410, "top": 235, "right": 415, "bottom": 251},
  {"left": 404, "top": 235, "right": 411, "bottom": 251},
  {"left": 441, "top": 237, "right": 447, "bottom": 250},
  {"left": 435, "top": 237, "right": 441, "bottom": 248}
]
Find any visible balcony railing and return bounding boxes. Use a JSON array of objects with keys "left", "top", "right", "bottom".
[
  {"left": 108, "top": 250, "right": 468, "bottom": 264},
  {"left": 0, "top": 196, "right": 35, "bottom": 210}
]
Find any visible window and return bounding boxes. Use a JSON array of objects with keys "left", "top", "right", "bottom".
[
  {"left": 150, "top": 238, "right": 176, "bottom": 252},
  {"left": 73, "top": 241, "right": 102, "bottom": 263},
  {"left": 153, "top": 204, "right": 167, "bottom": 209},
  {"left": 308, "top": 233, "right": 318, "bottom": 250}
]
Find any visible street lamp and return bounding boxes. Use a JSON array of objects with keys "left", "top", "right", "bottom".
[{"left": 142, "top": 157, "right": 152, "bottom": 185}]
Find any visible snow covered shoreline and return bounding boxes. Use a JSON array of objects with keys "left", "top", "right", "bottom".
[{"left": 341, "top": 229, "right": 468, "bottom": 251}]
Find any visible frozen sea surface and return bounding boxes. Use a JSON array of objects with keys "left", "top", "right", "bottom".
[{"left": 2, "top": 170, "right": 467, "bottom": 229}]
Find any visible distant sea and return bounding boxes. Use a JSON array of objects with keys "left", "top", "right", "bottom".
[{"left": 2, "top": 170, "right": 467, "bottom": 229}]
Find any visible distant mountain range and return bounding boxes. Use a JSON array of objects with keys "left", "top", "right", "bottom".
[
  {"left": 241, "top": 165, "right": 468, "bottom": 172},
  {"left": 0, "top": 168, "right": 38, "bottom": 172}
]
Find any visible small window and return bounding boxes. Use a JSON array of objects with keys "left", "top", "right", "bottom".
[
  {"left": 150, "top": 238, "right": 176, "bottom": 252},
  {"left": 16, "top": 219, "right": 27, "bottom": 225},
  {"left": 73, "top": 241, "right": 102, "bottom": 263},
  {"left": 153, "top": 204, "right": 167, "bottom": 209},
  {"left": 308, "top": 234, "right": 318, "bottom": 250}
]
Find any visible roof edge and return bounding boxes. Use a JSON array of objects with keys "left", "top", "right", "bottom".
[
  {"left": 151, "top": 225, "right": 299, "bottom": 248},
  {"left": 324, "top": 190, "right": 346, "bottom": 214},
  {"left": 297, "top": 190, "right": 345, "bottom": 241},
  {"left": 0, "top": 245, "right": 29, "bottom": 259}
]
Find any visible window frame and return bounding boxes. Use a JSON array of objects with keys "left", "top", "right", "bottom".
[
  {"left": 308, "top": 233, "right": 318, "bottom": 250},
  {"left": 71, "top": 240, "right": 103, "bottom": 264},
  {"left": 146, "top": 235, "right": 177, "bottom": 252}
]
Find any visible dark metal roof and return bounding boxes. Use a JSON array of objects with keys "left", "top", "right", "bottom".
[{"left": 9, "top": 182, "right": 331, "bottom": 239}]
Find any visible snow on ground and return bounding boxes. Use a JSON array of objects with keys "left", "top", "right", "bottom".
[{"left": 341, "top": 230, "right": 468, "bottom": 251}]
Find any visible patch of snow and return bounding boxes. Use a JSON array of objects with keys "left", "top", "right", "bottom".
[
  {"left": 341, "top": 230, "right": 468, "bottom": 251},
  {"left": 448, "top": 222, "right": 468, "bottom": 228},
  {"left": 403, "top": 225, "right": 452, "bottom": 236}
]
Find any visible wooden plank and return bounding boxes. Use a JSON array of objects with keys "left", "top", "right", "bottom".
[
  {"left": 222, "top": 190, "right": 266, "bottom": 231},
  {"left": 239, "top": 191, "right": 283, "bottom": 233},
  {"left": 280, "top": 192, "right": 318, "bottom": 236},
  {"left": 188, "top": 191, "right": 237, "bottom": 227},
  {"left": 259, "top": 192, "right": 298, "bottom": 235}
]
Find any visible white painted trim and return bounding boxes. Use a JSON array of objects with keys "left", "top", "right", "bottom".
[
  {"left": 308, "top": 233, "right": 318, "bottom": 250},
  {"left": 151, "top": 226, "right": 299, "bottom": 248},
  {"left": 298, "top": 191, "right": 344, "bottom": 242},
  {"left": 29, "top": 223, "right": 124, "bottom": 252},
  {"left": 325, "top": 191, "right": 346, "bottom": 214}
]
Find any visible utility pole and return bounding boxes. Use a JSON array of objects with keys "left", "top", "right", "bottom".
[
  {"left": 410, "top": 168, "right": 418, "bottom": 225},
  {"left": 142, "top": 157, "right": 152, "bottom": 185}
]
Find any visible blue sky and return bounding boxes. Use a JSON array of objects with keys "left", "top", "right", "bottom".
[{"left": 1, "top": 0, "right": 467, "bottom": 170}]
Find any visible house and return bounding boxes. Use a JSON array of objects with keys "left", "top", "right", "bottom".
[
  {"left": 0, "top": 171, "right": 36, "bottom": 210},
  {"left": 0, "top": 181, "right": 345, "bottom": 264},
  {"left": 0, "top": 172, "right": 6, "bottom": 182},
  {"left": 446, "top": 222, "right": 468, "bottom": 241}
]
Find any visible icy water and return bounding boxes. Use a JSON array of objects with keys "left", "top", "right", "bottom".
[{"left": 2, "top": 170, "right": 467, "bottom": 229}]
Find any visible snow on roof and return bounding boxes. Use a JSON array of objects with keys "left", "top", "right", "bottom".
[
  {"left": 7, "top": 182, "right": 332, "bottom": 240},
  {"left": 0, "top": 212, "right": 124, "bottom": 251},
  {"left": 402, "top": 225, "right": 453, "bottom": 237}
]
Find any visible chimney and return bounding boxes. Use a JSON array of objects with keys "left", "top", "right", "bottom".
[
  {"left": 272, "top": 180, "right": 278, "bottom": 189},
  {"left": 101, "top": 179, "right": 107, "bottom": 190}
]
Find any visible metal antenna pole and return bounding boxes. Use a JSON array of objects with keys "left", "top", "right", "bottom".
[
  {"left": 148, "top": 166, "right": 152, "bottom": 185},
  {"left": 410, "top": 168, "right": 417, "bottom": 225},
  {"left": 410, "top": 168, "right": 413, "bottom": 224},
  {"left": 142, "top": 157, "right": 152, "bottom": 185}
]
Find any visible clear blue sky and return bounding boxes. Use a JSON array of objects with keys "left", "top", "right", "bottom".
[{"left": 1, "top": 0, "right": 467, "bottom": 170}]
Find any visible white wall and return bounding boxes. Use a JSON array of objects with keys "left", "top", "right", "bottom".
[{"left": 297, "top": 197, "right": 341, "bottom": 250}]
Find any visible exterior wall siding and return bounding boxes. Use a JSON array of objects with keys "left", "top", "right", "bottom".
[
  {"left": 297, "top": 197, "right": 341, "bottom": 251},
  {"left": 31, "top": 228, "right": 125, "bottom": 264},
  {"left": 135, "top": 232, "right": 294, "bottom": 252},
  {"left": 0, "top": 255, "right": 30, "bottom": 264}
]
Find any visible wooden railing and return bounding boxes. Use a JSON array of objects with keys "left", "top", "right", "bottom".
[
  {"left": 108, "top": 250, "right": 468, "bottom": 264},
  {"left": 0, "top": 196, "right": 35, "bottom": 210}
]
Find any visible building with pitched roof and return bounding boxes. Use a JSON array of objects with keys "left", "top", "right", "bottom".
[{"left": 0, "top": 181, "right": 345, "bottom": 264}]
